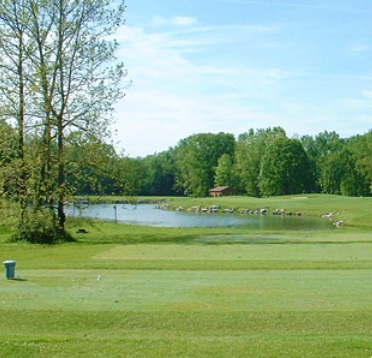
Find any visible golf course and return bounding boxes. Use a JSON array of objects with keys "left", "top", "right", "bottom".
[{"left": 1, "top": 194, "right": 372, "bottom": 357}]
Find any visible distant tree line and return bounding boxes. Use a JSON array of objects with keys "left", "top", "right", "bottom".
[
  {"left": 3, "top": 125, "right": 371, "bottom": 203},
  {"left": 136, "top": 127, "right": 372, "bottom": 198}
]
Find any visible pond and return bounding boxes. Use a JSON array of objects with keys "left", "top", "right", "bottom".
[{"left": 65, "top": 204, "right": 335, "bottom": 230}]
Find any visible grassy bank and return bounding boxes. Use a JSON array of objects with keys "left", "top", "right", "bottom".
[
  {"left": 83, "top": 193, "right": 372, "bottom": 228},
  {"left": 1, "top": 194, "right": 372, "bottom": 356},
  {"left": 156, "top": 194, "right": 372, "bottom": 228}
]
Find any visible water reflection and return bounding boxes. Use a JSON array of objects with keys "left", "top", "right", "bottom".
[{"left": 66, "top": 204, "right": 334, "bottom": 230}]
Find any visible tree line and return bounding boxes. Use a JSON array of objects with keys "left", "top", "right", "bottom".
[
  {"left": 3, "top": 125, "right": 371, "bottom": 207},
  {"left": 134, "top": 127, "right": 372, "bottom": 198}
]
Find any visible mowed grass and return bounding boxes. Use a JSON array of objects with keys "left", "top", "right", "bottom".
[
  {"left": 2, "top": 239, "right": 372, "bottom": 356},
  {"left": 159, "top": 194, "right": 372, "bottom": 228},
  {"left": 3, "top": 267, "right": 372, "bottom": 312},
  {"left": 1, "top": 194, "right": 372, "bottom": 356}
]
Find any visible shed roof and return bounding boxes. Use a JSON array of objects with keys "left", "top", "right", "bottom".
[{"left": 209, "top": 186, "right": 231, "bottom": 192}]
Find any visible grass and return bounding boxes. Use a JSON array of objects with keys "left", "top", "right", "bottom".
[
  {"left": 153, "top": 194, "right": 372, "bottom": 228},
  {"left": 1, "top": 194, "right": 372, "bottom": 356}
]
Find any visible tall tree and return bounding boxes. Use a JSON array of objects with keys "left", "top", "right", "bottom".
[
  {"left": 314, "top": 131, "right": 345, "bottom": 194},
  {"left": 235, "top": 127, "right": 286, "bottom": 197},
  {"left": 174, "top": 132, "right": 235, "bottom": 197},
  {"left": 141, "top": 150, "right": 177, "bottom": 196},
  {"left": 0, "top": 120, "right": 18, "bottom": 201},
  {"left": 214, "top": 154, "right": 235, "bottom": 188},
  {"left": 0, "top": 0, "right": 126, "bottom": 242},
  {"left": 259, "top": 137, "right": 312, "bottom": 196},
  {"left": 0, "top": 0, "right": 33, "bottom": 230},
  {"left": 339, "top": 144, "right": 369, "bottom": 197},
  {"left": 353, "top": 131, "right": 372, "bottom": 194},
  {"left": 300, "top": 135, "right": 320, "bottom": 193}
]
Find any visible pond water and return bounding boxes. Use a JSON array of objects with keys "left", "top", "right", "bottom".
[{"left": 65, "top": 204, "right": 335, "bottom": 230}]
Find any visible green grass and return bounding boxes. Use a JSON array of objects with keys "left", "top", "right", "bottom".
[
  {"left": 2, "top": 265, "right": 372, "bottom": 357},
  {"left": 153, "top": 194, "right": 372, "bottom": 228},
  {"left": 1, "top": 194, "right": 372, "bottom": 356}
]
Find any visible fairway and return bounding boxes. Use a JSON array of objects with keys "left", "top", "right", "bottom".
[
  {"left": 3, "top": 268, "right": 372, "bottom": 312},
  {"left": 2, "top": 229, "right": 372, "bottom": 357},
  {"left": 94, "top": 242, "right": 372, "bottom": 263}
]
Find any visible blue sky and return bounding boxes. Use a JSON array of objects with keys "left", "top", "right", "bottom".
[{"left": 113, "top": 0, "right": 372, "bottom": 157}]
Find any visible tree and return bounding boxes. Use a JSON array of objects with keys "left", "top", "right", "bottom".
[
  {"left": 65, "top": 132, "right": 119, "bottom": 196},
  {"left": 0, "top": 0, "right": 33, "bottom": 230},
  {"left": 300, "top": 135, "right": 320, "bottom": 193},
  {"left": 259, "top": 137, "right": 312, "bottom": 196},
  {"left": 314, "top": 131, "right": 345, "bottom": 194},
  {"left": 352, "top": 131, "right": 372, "bottom": 195},
  {"left": 0, "top": 0, "right": 126, "bottom": 242},
  {"left": 141, "top": 150, "right": 178, "bottom": 196},
  {"left": 174, "top": 132, "right": 235, "bottom": 197},
  {"left": 116, "top": 157, "right": 147, "bottom": 196},
  {"left": 235, "top": 127, "right": 286, "bottom": 197},
  {"left": 0, "top": 120, "right": 18, "bottom": 205},
  {"left": 214, "top": 154, "right": 235, "bottom": 187},
  {"left": 339, "top": 144, "right": 370, "bottom": 197}
]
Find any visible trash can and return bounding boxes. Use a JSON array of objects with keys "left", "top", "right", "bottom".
[{"left": 3, "top": 260, "right": 16, "bottom": 279}]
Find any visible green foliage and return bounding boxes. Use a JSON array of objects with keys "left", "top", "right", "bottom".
[
  {"left": 300, "top": 134, "right": 320, "bottom": 192},
  {"left": 141, "top": 150, "right": 178, "bottom": 196},
  {"left": 136, "top": 128, "right": 372, "bottom": 198},
  {"left": 65, "top": 133, "right": 121, "bottom": 196},
  {"left": 0, "top": 0, "right": 126, "bottom": 242},
  {"left": 353, "top": 131, "right": 372, "bottom": 193},
  {"left": 235, "top": 127, "right": 286, "bottom": 196},
  {"left": 311, "top": 131, "right": 345, "bottom": 194},
  {"left": 174, "top": 132, "right": 236, "bottom": 197},
  {"left": 339, "top": 146, "right": 369, "bottom": 196},
  {"left": 214, "top": 153, "right": 235, "bottom": 187},
  {"left": 260, "top": 137, "right": 313, "bottom": 196},
  {"left": 11, "top": 209, "right": 74, "bottom": 244}
]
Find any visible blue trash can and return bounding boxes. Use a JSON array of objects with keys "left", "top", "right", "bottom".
[{"left": 3, "top": 260, "right": 16, "bottom": 279}]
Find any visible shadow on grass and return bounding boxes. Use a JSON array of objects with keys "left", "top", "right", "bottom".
[
  {"left": 4, "top": 277, "right": 28, "bottom": 282},
  {"left": 194, "top": 234, "right": 372, "bottom": 245}
]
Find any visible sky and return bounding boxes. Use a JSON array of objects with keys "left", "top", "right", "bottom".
[{"left": 112, "top": 0, "right": 372, "bottom": 157}]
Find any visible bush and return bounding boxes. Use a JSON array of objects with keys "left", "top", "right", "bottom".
[{"left": 12, "top": 209, "right": 74, "bottom": 244}]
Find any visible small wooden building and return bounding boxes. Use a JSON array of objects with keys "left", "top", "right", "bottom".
[{"left": 209, "top": 186, "right": 238, "bottom": 197}]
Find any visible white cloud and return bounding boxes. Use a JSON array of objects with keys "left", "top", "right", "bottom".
[
  {"left": 348, "top": 42, "right": 371, "bottom": 54},
  {"left": 362, "top": 90, "right": 372, "bottom": 99},
  {"left": 152, "top": 16, "right": 198, "bottom": 27},
  {"left": 204, "top": 0, "right": 357, "bottom": 12},
  {"left": 113, "top": 88, "right": 273, "bottom": 156},
  {"left": 173, "top": 16, "right": 198, "bottom": 27},
  {"left": 116, "top": 23, "right": 285, "bottom": 85},
  {"left": 112, "top": 17, "right": 372, "bottom": 156},
  {"left": 113, "top": 25, "right": 295, "bottom": 155}
]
